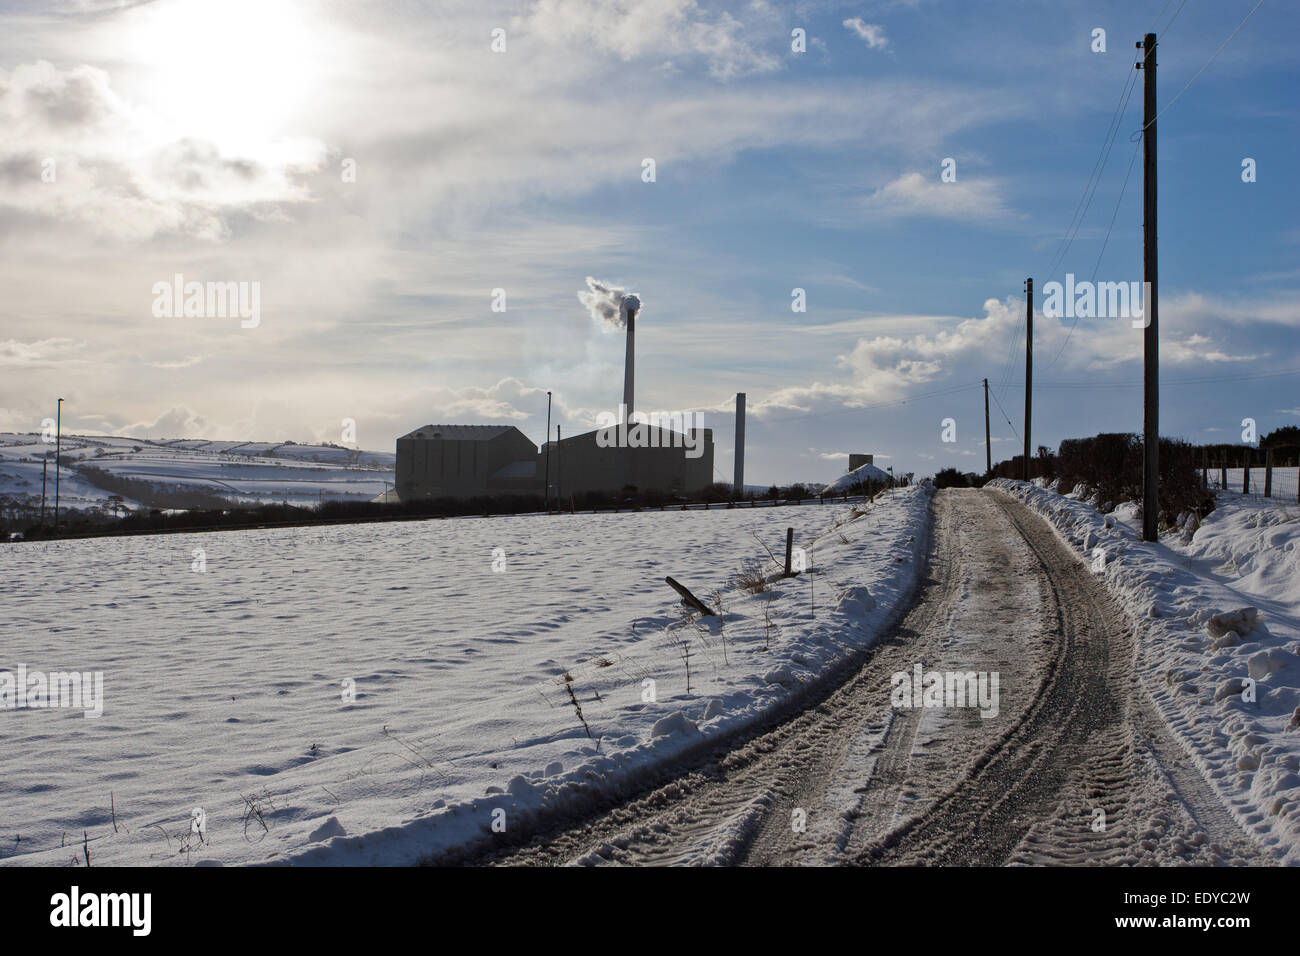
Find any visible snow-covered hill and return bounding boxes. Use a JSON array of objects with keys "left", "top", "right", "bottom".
[{"left": 0, "top": 433, "right": 394, "bottom": 516}]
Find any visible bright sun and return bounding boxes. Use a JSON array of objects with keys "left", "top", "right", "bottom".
[{"left": 125, "top": 0, "right": 323, "bottom": 154}]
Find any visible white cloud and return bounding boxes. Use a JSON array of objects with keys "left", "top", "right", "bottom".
[
  {"left": 0, "top": 337, "right": 85, "bottom": 366},
  {"left": 843, "top": 18, "right": 889, "bottom": 50},
  {"left": 0, "top": 60, "right": 327, "bottom": 241},
  {"left": 863, "top": 171, "right": 1013, "bottom": 221},
  {"left": 514, "top": 0, "right": 782, "bottom": 81}
]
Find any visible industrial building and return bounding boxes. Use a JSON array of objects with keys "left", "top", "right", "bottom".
[
  {"left": 540, "top": 426, "right": 713, "bottom": 498},
  {"left": 395, "top": 287, "right": 721, "bottom": 502},
  {"left": 395, "top": 425, "right": 539, "bottom": 501},
  {"left": 395, "top": 423, "right": 713, "bottom": 501}
]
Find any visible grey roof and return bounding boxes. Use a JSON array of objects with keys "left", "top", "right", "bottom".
[{"left": 399, "top": 424, "right": 517, "bottom": 441}]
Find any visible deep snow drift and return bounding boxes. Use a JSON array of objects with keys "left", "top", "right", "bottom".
[
  {"left": 990, "top": 479, "right": 1300, "bottom": 863},
  {"left": 1, "top": 485, "right": 931, "bottom": 866}
]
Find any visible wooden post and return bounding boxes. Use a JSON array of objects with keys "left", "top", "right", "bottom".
[
  {"left": 1139, "top": 33, "right": 1159, "bottom": 542},
  {"left": 984, "top": 377, "right": 992, "bottom": 476},
  {"left": 1220, "top": 460, "right": 1227, "bottom": 490},
  {"left": 1265, "top": 446, "right": 1273, "bottom": 498},
  {"left": 665, "top": 576, "right": 715, "bottom": 616},
  {"left": 1243, "top": 449, "right": 1251, "bottom": 495},
  {"left": 1023, "top": 279, "right": 1033, "bottom": 482},
  {"left": 784, "top": 527, "right": 794, "bottom": 577}
]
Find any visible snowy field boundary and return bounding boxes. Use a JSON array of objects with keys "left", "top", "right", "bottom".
[
  {"left": 302, "top": 483, "right": 935, "bottom": 865},
  {"left": 3, "top": 483, "right": 933, "bottom": 867},
  {"left": 988, "top": 479, "right": 1300, "bottom": 863}
]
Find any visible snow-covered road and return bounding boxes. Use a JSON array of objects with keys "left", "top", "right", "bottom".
[{"left": 482, "top": 489, "right": 1271, "bottom": 866}]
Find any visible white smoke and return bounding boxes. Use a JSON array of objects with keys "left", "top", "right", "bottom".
[{"left": 578, "top": 276, "right": 642, "bottom": 330}]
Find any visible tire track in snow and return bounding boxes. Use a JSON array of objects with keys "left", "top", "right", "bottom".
[{"left": 482, "top": 490, "right": 1265, "bottom": 866}]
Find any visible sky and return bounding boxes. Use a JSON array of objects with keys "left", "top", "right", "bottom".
[{"left": 0, "top": 0, "right": 1296, "bottom": 485}]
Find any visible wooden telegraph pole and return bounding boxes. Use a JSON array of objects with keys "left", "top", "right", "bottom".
[
  {"left": 983, "top": 377, "right": 992, "bottom": 476},
  {"left": 1139, "top": 33, "right": 1160, "bottom": 542},
  {"left": 1023, "top": 279, "right": 1032, "bottom": 482}
]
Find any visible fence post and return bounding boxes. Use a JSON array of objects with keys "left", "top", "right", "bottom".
[
  {"left": 1243, "top": 450, "right": 1251, "bottom": 496},
  {"left": 1265, "top": 447, "right": 1273, "bottom": 498},
  {"left": 1220, "top": 461, "right": 1227, "bottom": 491},
  {"left": 784, "top": 527, "right": 794, "bottom": 577}
]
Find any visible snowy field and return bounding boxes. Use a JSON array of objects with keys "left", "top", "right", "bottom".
[
  {"left": 0, "top": 485, "right": 930, "bottom": 866},
  {"left": 0, "top": 432, "right": 394, "bottom": 514},
  {"left": 990, "top": 479, "right": 1300, "bottom": 862}
]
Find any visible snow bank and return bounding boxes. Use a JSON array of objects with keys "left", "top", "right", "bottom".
[
  {"left": 989, "top": 479, "right": 1300, "bottom": 862},
  {"left": 823, "top": 460, "right": 890, "bottom": 493},
  {"left": 1, "top": 484, "right": 931, "bottom": 866}
]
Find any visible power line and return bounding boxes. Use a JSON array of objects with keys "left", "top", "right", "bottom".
[
  {"left": 1004, "top": 366, "right": 1300, "bottom": 389},
  {"left": 1135, "top": 0, "right": 1267, "bottom": 137},
  {"left": 1160, "top": 0, "right": 1190, "bottom": 35},
  {"left": 1042, "top": 137, "right": 1143, "bottom": 371},
  {"left": 988, "top": 388, "right": 1021, "bottom": 444},
  {"left": 993, "top": 26, "right": 1144, "bottom": 402}
]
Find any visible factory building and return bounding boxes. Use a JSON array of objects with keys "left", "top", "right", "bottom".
[
  {"left": 540, "top": 426, "right": 714, "bottom": 498},
  {"left": 395, "top": 282, "right": 721, "bottom": 503},
  {"left": 395, "top": 424, "right": 538, "bottom": 501},
  {"left": 395, "top": 423, "right": 713, "bottom": 501}
]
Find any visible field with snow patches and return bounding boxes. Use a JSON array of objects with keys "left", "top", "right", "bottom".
[
  {"left": 991, "top": 479, "right": 1300, "bottom": 862},
  {"left": 0, "top": 432, "right": 393, "bottom": 514},
  {"left": 0, "top": 485, "right": 930, "bottom": 866}
]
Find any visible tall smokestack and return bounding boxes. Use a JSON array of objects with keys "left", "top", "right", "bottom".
[
  {"left": 576, "top": 278, "right": 641, "bottom": 424},
  {"left": 733, "top": 392, "right": 745, "bottom": 496},
  {"left": 623, "top": 304, "right": 636, "bottom": 424}
]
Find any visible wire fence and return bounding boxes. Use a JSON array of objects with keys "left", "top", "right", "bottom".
[{"left": 1203, "top": 466, "right": 1300, "bottom": 504}]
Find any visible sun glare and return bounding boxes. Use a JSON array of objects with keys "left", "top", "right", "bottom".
[{"left": 124, "top": 0, "right": 323, "bottom": 155}]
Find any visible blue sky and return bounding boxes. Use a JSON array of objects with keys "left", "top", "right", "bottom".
[{"left": 1, "top": 0, "right": 1296, "bottom": 484}]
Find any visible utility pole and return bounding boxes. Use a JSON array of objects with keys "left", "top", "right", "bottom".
[
  {"left": 1139, "top": 33, "right": 1160, "bottom": 542},
  {"left": 556, "top": 425, "right": 562, "bottom": 505},
  {"left": 1023, "top": 279, "right": 1032, "bottom": 482},
  {"left": 733, "top": 392, "right": 746, "bottom": 499},
  {"left": 544, "top": 391, "right": 552, "bottom": 513},
  {"left": 54, "top": 397, "right": 63, "bottom": 533},
  {"left": 983, "top": 378, "right": 991, "bottom": 476}
]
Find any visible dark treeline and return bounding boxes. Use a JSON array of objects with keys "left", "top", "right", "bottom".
[{"left": 980, "top": 431, "right": 1234, "bottom": 527}]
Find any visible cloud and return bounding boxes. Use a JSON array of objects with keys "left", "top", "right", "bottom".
[
  {"left": 863, "top": 171, "right": 1012, "bottom": 221},
  {"left": 0, "top": 60, "right": 327, "bottom": 240},
  {"left": 0, "top": 337, "right": 85, "bottom": 366},
  {"left": 843, "top": 18, "right": 888, "bottom": 50},
  {"left": 122, "top": 405, "right": 210, "bottom": 439},
  {"left": 513, "top": 0, "right": 782, "bottom": 81}
]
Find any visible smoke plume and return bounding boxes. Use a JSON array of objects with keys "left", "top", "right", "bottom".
[{"left": 578, "top": 276, "right": 641, "bottom": 330}]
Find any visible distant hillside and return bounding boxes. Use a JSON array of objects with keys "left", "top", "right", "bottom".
[{"left": 0, "top": 433, "right": 394, "bottom": 520}]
